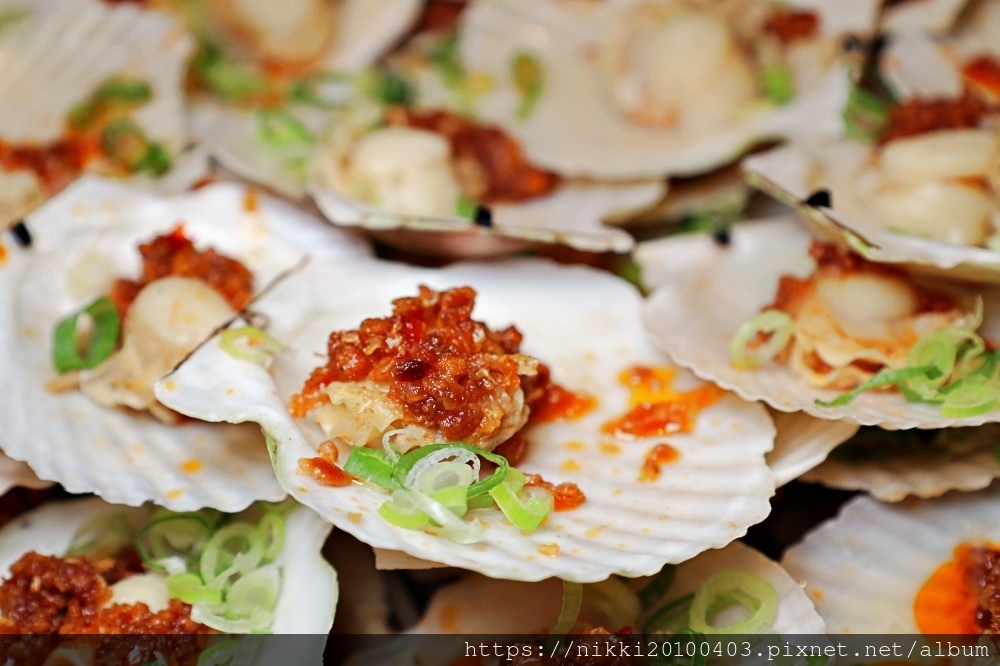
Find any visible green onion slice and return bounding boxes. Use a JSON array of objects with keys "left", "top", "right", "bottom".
[
  {"left": 137, "top": 514, "right": 213, "bottom": 574},
  {"left": 643, "top": 593, "right": 694, "bottom": 635},
  {"left": 897, "top": 330, "right": 968, "bottom": 400},
  {"left": 550, "top": 581, "right": 583, "bottom": 635},
  {"left": 761, "top": 64, "right": 795, "bottom": 105},
  {"left": 257, "top": 110, "right": 314, "bottom": 148},
  {"left": 511, "top": 51, "right": 543, "bottom": 120},
  {"left": 729, "top": 310, "right": 794, "bottom": 369},
  {"left": 166, "top": 572, "right": 225, "bottom": 606},
  {"left": 191, "top": 601, "right": 273, "bottom": 635},
  {"left": 257, "top": 512, "right": 285, "bottom": 563},
  {"left": 586, "top": 576, "right": 643, "bottom": 630},
  {"left": 220, "top": 326, "right": 285, "bottom": 365},
  {"left": 843, "top": 86, "right": 891, "bottom": 144},
  {"left": 392, "top": 444, "right": 509, "bottom": 499},
  {"left": 815, "top": 364, "right": 936, "bottom": 408},
  {"left": 431, "top": 485, "right": 470, "bottom": 517},
  {"left": 52, "top": 296, "right": 121, "bottom": 374},
  {"left": 200, "top": 523, "right": 264, "bottom": 589},
  {"left": 391, "top": 489, "right": 484, "bottom": 543},
  {"left": 65, "top": 511, "right": 132, "bottom": 559},
  {"left": 343, "top": 447, "right": 400, "bottom": 490},
  {"left": 940, "top": 379, "right": 1000, "bottom": 418},
  {"left": 196, "top": 639, "right": 242, "bottom": 666},
  {"left": 378, "top": 496, "right": 432, "bottom": 530},
  {"left": 688, "top": 569, "right": 778, "bottom": 634},
  {"left": 455, "top": 195, "right": 477, "bottom": 220},
  {"left": 488, "top": 468, "right": 552, "bottom": 532}
]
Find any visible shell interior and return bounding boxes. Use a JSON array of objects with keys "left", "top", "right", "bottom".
[
  {"left": 782, "top": 483, "right": 1000, "bottom": 633},
  {"left": 0, "top": 496, "right": 337, "bottom": 641},
  {"left": 156, "top": 256, "right": 777, "bottom": 582},
  {"left": 0, "top": 177, "right": 367, "bottom": 510},
  {"left": 457, "top": 0, "right": 878, "bottom": 179},
  {"left": 640, "top": 217, "right": 1000, "bottom": 429}
]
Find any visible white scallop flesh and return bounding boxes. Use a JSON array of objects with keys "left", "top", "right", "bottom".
[
  {"left": 879, "top": 129, "right": 997, "bottom": 184},
  {"left": 80, "top": 277, "right": 236, "bottom": 421},
  {"left": 815, "top": 272, "right": 918, "bottom": 340},
  {"left": 105, "top": 573, "right": 170, "bottom": 614},
  {"left": 344, "top": 127, "right": 462, "bottom": 219},
  {"left": 871, "top": 180, "right": 994, "bottom": 246},
  {"left": 601, "top": 7, "right": 756, "bottom": 128}
]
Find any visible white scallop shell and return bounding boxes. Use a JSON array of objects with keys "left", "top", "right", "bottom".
[
  {"left": 882, "top": 0, "right": 971, "bottom": 35},
  {"left": 0, "top": 176, "right": 368, "bottom": 511},
  {"left": 413, "top": 541, "right": 824, "bottom": 633},
  {"left": 156, "top": 257, "right": 777, "bottom": 582},
  {"left": 0, "top": 455, "right": 50, "bottom": 496},
  {"left": 457, "top": 0, "right": 878, "bottom": 179},
  {"left": 641, "top": 217, "right": 1000, "bottom": 429},
  {"left": 309, "top": 175, "right": 665, "bottom": 257},
  {"left": 745, "top": 30, "right": 1000, "bottom": 285},
  {"left": 189, "top": 0, "right": 422, "bottom": 199},
  {"left": 782, "top": 484, "right": 1000, "bottom": 633},
  {"left": 0, "top": 497, "right": 337, "bottom": 639},
  {"left": 801, "top": 426, "right": 1000, "bottom": 501},
  {"left": 0, "top": 0, "right": 192, "bottom": 228}
]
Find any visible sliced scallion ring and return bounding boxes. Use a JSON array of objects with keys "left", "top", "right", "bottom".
[
  {"left": 378, "top": 495, "right": 431, "bottom": 530},
  {"left": 200, "top": 523, "right": 265, "bottom": 589},
  {"left": 729, "top": 310, "right": 794, "bottom": 370},
  {"left": 688, "top": 569, "right": 778, "bottom": 634},
  {"left": 52, "top": 296, "right": 120, "bottom": 374},
  {"left": 257, "top": 109, "right": 314, "bottom": 148},
  {"left": 815, "top": 364, "right": 937, "bottom": 408},
  {"left": 257, "top": 512, "right": 285, "bottom": 563},
  {"left": 219, "top": 326, "right": 285, "bottom": 365},
  {"left": 940, "top": 380, "right": 1000, "bottom": 418},
  {"left": 392, "top": 443, "right": 508, "bottom": 499},
  {"left": 488, "top": 468, "right": 551, "bottom": 532},
  {"left": 430, "top": 485, "right": 469, "bottom": 517},
  {"left": 137, "top": 514, "right": 213, "bottom": 574},
  {"left": 343, "top": 447, "right": 400, "bottom": 490},
  {"left": 166, "top": 572, "right": 224, "bottom": 606},
  {"left": 586, "top": 576, "right": 643, "bottom": 630},
  {"left": 643, "top": 593, "right": 694, "bottom": 635},
  {"left": 550, "top": 581, "right": 583, "bottom": 635},
  {"left": 65, "top": 511, "right": 132, "bottom": 559},
  {"left": 511, "top": 51, "right": 543, "bottom": 120},
  {"left": 410, "top": 458, "right": 478, "bottom": 495}
]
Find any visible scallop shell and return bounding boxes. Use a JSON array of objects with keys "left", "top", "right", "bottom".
[
  {"left": 156, "top": 256, "right": 777, "bottom": 582},
  {"left": 0, "top": 0, "right": 192, "bottom": 228},
  {"left": 0, "top": 176, "right": 368, "bottom": 511},
  {"left": 413, "top": 541, "right": 824, "bottom": 633},
  {"left": 189, "top": 0, "right": 422, "bottom": 199},
  {"left": 345, "top": 541, "right": 824, "bottom": 664},
  {"left": 744, "top": 32, "right": 1000, "bottom": 284},
  {"left": 0, "top": 455, "right": 50, "bottom": 496},
  {"left": 641, "top": 216, "right": 1000, "bottom": 429},
  {"left": 457, "top": 0, "right": 879, "bottom": 179},
  {"left": 801, "top": 425, "right": 1000, "bottom": 501},
  {"left": 744, "top": 139, "right": 1000, "bottom": 284},
  {"left": 309, "top": 174, "right": 665, "bottom": 257},
  {"left": 882, "top": 0, "right": 971, "bottom": 35},
  {"left": 0, "top": 497, "right": 337, "bottom": 639},
  {"left": 781, "top": 483, "right": 1000, "bottom": 633}
]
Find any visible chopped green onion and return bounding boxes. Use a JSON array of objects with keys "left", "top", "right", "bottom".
[
  {"left": 729, "top": 310, "right": 794, "bottom": 369},
  {"left": 455, "top": 195, "right": 477, "bottom": 220},
  {"left": 191, "top": 41, "right": 270, "bottom": 103},
  {"left": 101, "top": 119, "right": 171, "bottom": 176},
  {"left": 488, "top": 468, "right": 552, "bottom": 531},
  {"left": 196, "top": 639, "right": 242, "bottom": 666},
  {"left": 353, "top": 69, "right": 414, "bottom": 107},
  {"left": 815, "top": 364, "right": 936, "bottom": 408},
  {"left": 378, "top": 496, "right": 432, "bottom": 530},
  {"left": 510, "top": 51, "right": 544, "bottom": 120},
  {"left": 940, "top": 380, "right": 1000, "bottom": 418},
  {"left": 391, "top": 488, "right": 484, "bottom": 543},
  {"left": 52, "top": 296, "right": 121, "bottom": 374},
  {"left": 225, "top": 563, "right": 281, "bottom": 615},
  {"left": 134, "top": 143, "right": 173, "bottom": 177},
  {"left": 843, "top": 87, "right": 891, "bottom": 144},
  {"left": 638, "top": 564, "right": 676, "bottom": 609},
  {"left": 257, "top": 512, "right": 285, "bottom": 563},
  {"left": 166, "top": 572, "right": 225, "bottom": 606},
  {"left": 95, "top": 77, "right": 153, "bottom": 105},
  {"left": 643, "top": 593, "right": 694, "bottom": 634},
  {"left": 414, "top": 461, "right": 477, "bottom": 497},
  {"left": 428, "top": 32, "right": 465, "bottom": 92},
  {"left": 137, "top": 514, "right": 213, "bottom": 573},
  {"left": 65, "top": 512, "right": 132, "bottom": 559},
  {"left": 257, "top": 110, "right": 314, "bottom": 148},
  {"left": 761, "top": 65, "right": 795, "bottom": 105},
  {"left": 688, "top": 569, "right": 778, "bottom": 634},
  {"left": 897, "top": 330, "right": 967, "bottom": 400},
  {"left": 258, "top": 497, "right": 298, "bottom": 514},
  {"left": 391, "top": 443, "right": 508, "bottom": 499},
  {"left": 220, "top": 326, "right": 285, "bottom": 365},
  {"left": 550, "top": 581, "right": 583, "bottom": 635},
  {"left": 200, "top": 523, "right": 264, "bottom": 589},
  {"left": 431, "top": 485, "right": 470, "bottom": 517},
  {"left": 343, "top": 447, "right": 400, "bottom": 490},
  {"left": 192, "top": 601, "right": 273, "bottom": 634}
]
